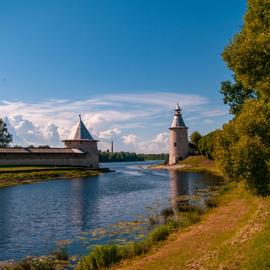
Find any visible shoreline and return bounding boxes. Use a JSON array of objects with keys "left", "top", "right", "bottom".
[
  {"left": 150, "top": 155, "right": 222, "bottom": 176},
  {"left": 2, "top": 181, "right": 225, "bottom": 270},
  {"left": 115, "top": 181, "right": 270, "bottom": 270},
  {"left": 0, "top": 158, "right": 224, "bottom": 269},
  {"left": 0, "top": 167, "right": 113, "bottom": 188}
]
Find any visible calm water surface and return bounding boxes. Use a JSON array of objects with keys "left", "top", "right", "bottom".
[{"left": 0, "top": 161, "right": 222, "bottom": 261}]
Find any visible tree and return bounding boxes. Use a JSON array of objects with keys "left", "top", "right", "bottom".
[
  {"left": 220, "top": 77, "right": 255, "bottom": 115},
  {"left": 198, "top": 131, "right": 217, "bottom": 160},
  {"left": 222, "top": 0, "right": 270, "bottom": 96},
  {"left": 215, "top": 99, "right": 270, "bottom": 196},
  {"left": 190, "top": 131, "right": 202, "bottom": 147},
  {"left": 0, "top": 118, "right": 12, "bottom": 147}
]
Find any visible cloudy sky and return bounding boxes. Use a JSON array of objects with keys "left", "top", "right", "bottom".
[{"left": 0, "top": 1, "right": 246, "bottom": 153}]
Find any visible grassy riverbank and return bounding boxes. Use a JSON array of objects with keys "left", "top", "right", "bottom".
[
  {"left": 176, "top": 155, "right": 221, "bottom": 174},
  {"left": 152, "top": 155, "right": 221, "bottom": 175},
  {"left": 0, "top": 166, "right": 101, "bottom": 188},
  {"left": 115, "top": 182, "right": 270, "bottom": 270},
  {"left": 5, "top": 181, "right": 270, "bottom": 270},
  {"left": 75, "top": 156, "right": 270, "bottom": 270}
]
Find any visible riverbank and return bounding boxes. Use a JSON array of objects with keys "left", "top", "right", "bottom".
[
  {"left": 152, "top": 155, "right": 221, "bottom": 175},
  {"left": 4, "top": 180, "right": 270, "bottom": 270},
  {"left": 0, "top": 166, "right": 105, "bottom": 188},
  {"left": 115, "top": 182, "right": 270, "bottom": 270}
]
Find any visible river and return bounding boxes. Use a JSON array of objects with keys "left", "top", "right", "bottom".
[{"left": 0, "top": 161, "right": 222, "bottom": 261}]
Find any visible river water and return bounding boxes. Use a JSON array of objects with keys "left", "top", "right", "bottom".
[{"left": 0, "top": 161, "right": 222, "bottom": 261}]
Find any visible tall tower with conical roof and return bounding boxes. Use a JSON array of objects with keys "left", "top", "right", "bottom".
[
  {"left": 63, "top": 115, "right": 99, "bottom": 168},
  {"left": 169, "top": 103, "right": 189, "bottom": 165}
]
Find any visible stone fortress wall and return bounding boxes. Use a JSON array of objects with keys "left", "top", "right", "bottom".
[{"left": 0, "top": 116, "right": 99, "bottom": 168}]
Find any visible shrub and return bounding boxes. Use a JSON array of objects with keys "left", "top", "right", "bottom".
[
  {"left": 126, "top": 240, "right": 151, "bottom": 257},
  {"left": 149, "top": 225, "right": 170, "bottom": 242},
  {"left": 149, "top": 220, "right": 179, "bottom": 243},
  {"left": 78, "top": 245, "right": 121, "bottom": 270}
]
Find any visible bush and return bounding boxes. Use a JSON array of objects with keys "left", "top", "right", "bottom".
[
  {"left": 149, "top": 225, "right": 171, "bottom": 242},
  {"left": 126, "top": 240, "right": 151, "bottom": 257},
  {"left": 78, "top": 245, "right": 121, "bottom": 270}
]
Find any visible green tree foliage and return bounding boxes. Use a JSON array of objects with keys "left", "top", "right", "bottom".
[
  {"left": 215, "top": 99, "right": 270, "bottom": 196},
  {"left": 220, "top": 77, "right": 255, "bottom": 115},
  {"left": 0, "top": 118, "right": 12, "bottom": 147},
  {"left": 99, "top": 151, "right": 168, "bottom": 163},
  {"left": 198, "top": 131, "right": 217, "bottom": 160},
  {"left": 222, "top": 0, "right": 270, "bottom": 96},
  {"left": 190, "top": 131, "right": 202, "bottom": 147}
]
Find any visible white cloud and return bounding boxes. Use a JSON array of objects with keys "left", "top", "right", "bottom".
[
  {"left": 99, "top": 128, "right": 121, "bottom": 139},
  {"left": 122, "top": 134, "right": 139, "bottom": 145},
  {"left": 120, "top": 132, "right": 169, "bottom": 154},
  {"left": 152, "top": 132, "right": 169, "bottom": 144},
  {"left": 0, "top": 91, "right": 229, "bottom": 151},
  {"left": 5, "top": 115, "right": 62, "bottom": 147}
]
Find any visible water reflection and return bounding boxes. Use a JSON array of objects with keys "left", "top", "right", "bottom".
[
  {"left": 169, "top": 170, "right": 222, "bottom": 210},
  {"left": 68, "top": 178, "right": 100, "bottom": 232},
  {"left": 0, "top": 161, "right": 222, "bottom": 261}
]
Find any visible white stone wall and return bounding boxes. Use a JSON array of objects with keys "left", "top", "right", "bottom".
[
  {"left": 64, "top": 140, "right": 99, "bottom": 168},
  {"left": 0, "top": 156, "right": 91, "bottom": 167},
  {"left": 169, "top": 127, "right": 189, "bottom": 165},
  {"left": 0, "top": 140, "right": 100, "bottom": 168}
]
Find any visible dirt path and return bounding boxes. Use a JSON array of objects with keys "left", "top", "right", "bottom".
[{"left": 116, "top": 185, "right": 270, "bottom": 270}]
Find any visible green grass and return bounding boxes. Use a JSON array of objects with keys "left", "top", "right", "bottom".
[
  {"left": 177, "top": 155, "right": 221, "bottom": 175},
  {"left": 0, "top": 168, "right": 100, "bottom": 188},
  {"left": 152, "top": 155, "right": 222, "bottom": 176},
  {"left": 2, "top": 250, "right": 69, "bottom": 270},
  {"left": 243, "top": 218, "right": 270, "bottom": 269}
]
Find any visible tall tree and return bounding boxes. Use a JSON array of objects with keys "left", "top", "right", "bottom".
[
  {"left": 0, "top": 119, "right": 12, "bottom": 147},
  {"left": 223, "top": 0, "right": 270, "bottom": 96},
  {"left": 190, "top": 131, "right": 202, "bottom": 147},
  {"left": 220, "top": 77, "right": 256, "bottom": 115},
  {"left": 215, "top": 99, "right": 270, "bottom": 196},
  {"left": 197, "top": 131, "right": 217, "bottom": 160}
]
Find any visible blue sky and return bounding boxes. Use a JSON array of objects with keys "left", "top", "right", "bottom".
[{"left": 0, "top": 1, "right": 246, "bottom": 153}]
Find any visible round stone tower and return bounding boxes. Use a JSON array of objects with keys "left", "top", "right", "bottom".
[{"left": 169, "top": 103, "right": 189, "bottom": 165}]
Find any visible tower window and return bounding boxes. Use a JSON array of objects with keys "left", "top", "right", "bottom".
[{"left": 174, "top": 142, "right": 177, "bottom": 147}]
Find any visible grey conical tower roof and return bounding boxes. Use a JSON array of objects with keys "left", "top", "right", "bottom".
[
  {"left": 67, "top": 115, "right": 95, "bottom": 141},
  {"left": 171, "top": 103, "right": 187, "bottom": 128}
]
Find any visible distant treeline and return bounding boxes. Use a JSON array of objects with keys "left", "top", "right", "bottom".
[{"left": 99, "top": 151, "right": 168, "bottom": 163}]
